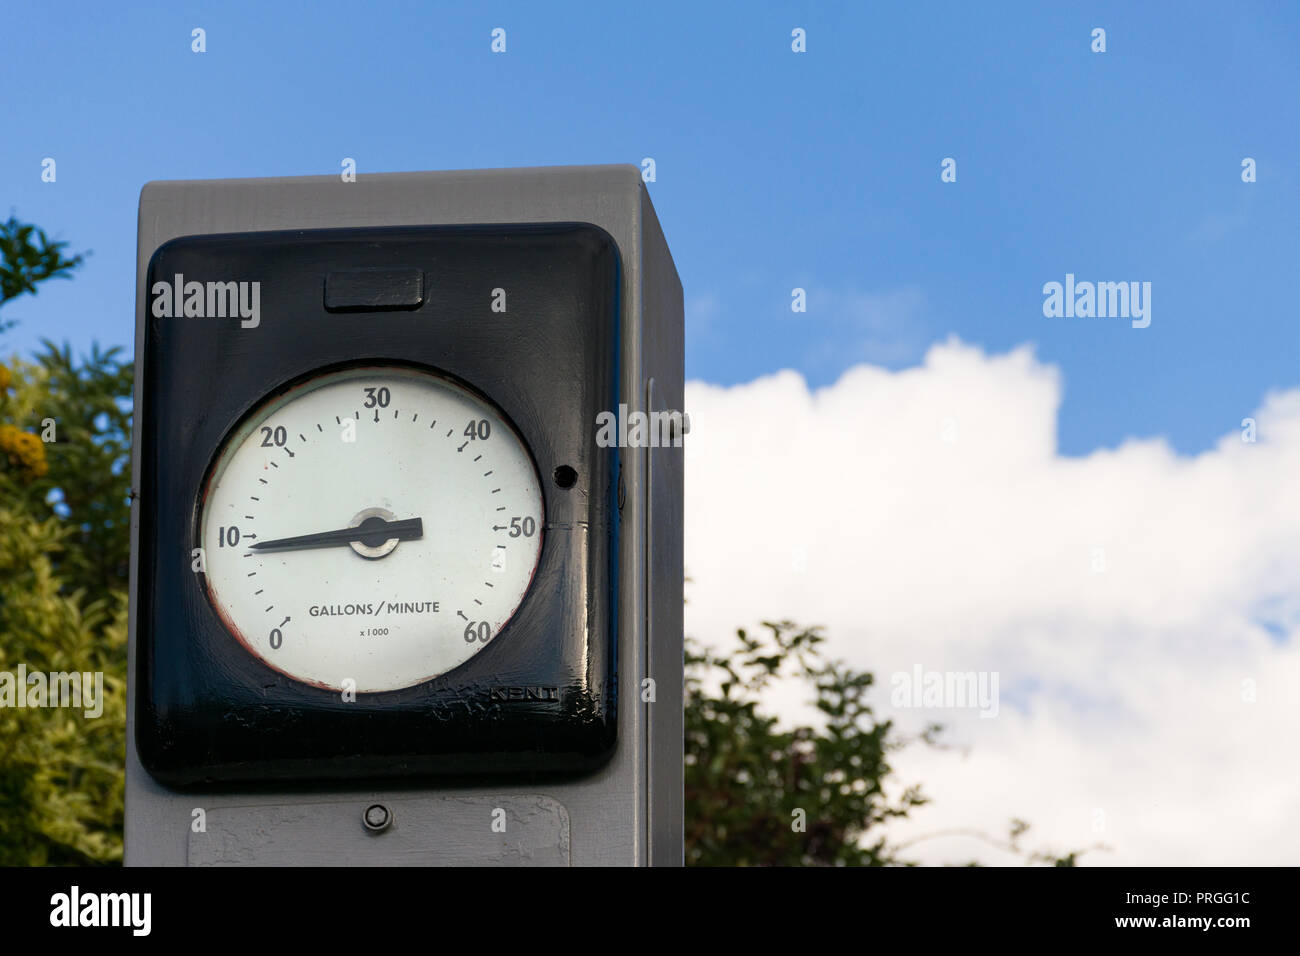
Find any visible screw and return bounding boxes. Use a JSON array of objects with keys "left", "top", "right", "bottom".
[{"left": 363, "top": 803, "right": 392, "bottom": 832}]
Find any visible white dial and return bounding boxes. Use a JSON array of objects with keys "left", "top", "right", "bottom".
[{"left": 198, "top": 365, "right": 544, "bottom": 693}]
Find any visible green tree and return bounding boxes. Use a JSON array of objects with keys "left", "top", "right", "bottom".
[
  {"left": 0, "top": 216, "right": 86, "bottom": 335},
  {"left": 0, "top": 498, "right": 126, "bottom": 864},
  {"left": 0, "top": 217, "right": 123, "bottom": 865},
  {"left": 684, "top": 622, "right": 1096, "bottom": 866},
  {"left": 3, "top": 344, "right": 133, "bottom": 598},
  {"left": 685, "top": 621, "right": 930, "bottom": 865}
]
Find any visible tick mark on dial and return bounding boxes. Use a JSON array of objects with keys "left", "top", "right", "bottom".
[
  {"left": 393, "top": 409, "right": 399, "bottom": 419},
  {"left": 474, "top": 455, "right": 482, "bottom": 462},
  {"left": 483, "top": 470, "right": 493, "bottom": 477},
  {"left": 446, "top": 428, "right": 453, "bottom": 437},
  {"left": 250, "top": 496, "right": 260, "bottom": 501},
  {"left": 265, "top": 605, "right": 274, "bottom": 613},
  {"left": 473, "top": 599, "right": 483, "bottom": 606},
  {"left": 456, "top": 610, "right": 469, "bottom": 621},
  {"left": 373, "top": 409, "right": 380, "bottom": 423},
  {"left": 491, "top": 488, "right": 501, "bottom": 494},
  {"left": 457, "top": 442, "right": 469, "bottom": 452},
  {"left": 316, "top": 423, "right": 323, "bottom": 432},
  {"left": 244, "top": 514, "right": 255, "bottom": 520},
  {"left": 283, "top": 447, "right": 294, "bottom": 458},
  {"left": 299, "top": 433, "right": 307, "bottom": 442},
  {"left": 259, "top": 478, "right": 268, "bottom": 484}
]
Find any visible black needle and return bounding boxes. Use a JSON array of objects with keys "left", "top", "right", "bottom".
[{"left": 250, "top": 516, "right": 423, "bottom": 553}]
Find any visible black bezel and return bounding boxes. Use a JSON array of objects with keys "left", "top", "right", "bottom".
[{"left": 135, "top": 223, "right": 621, "bottom": 788}]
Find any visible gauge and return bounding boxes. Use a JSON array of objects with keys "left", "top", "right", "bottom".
[
  {"left": 198, "top": 365, "right": 544, "bottom": 692},
  {"left": 136, "top": 220, "right": 624, "bottom": 787}
]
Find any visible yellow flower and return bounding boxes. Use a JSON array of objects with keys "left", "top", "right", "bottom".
[
  {"left": 0, "top": 363, "right": 10, "bottom": 391},
  {"left": 0, "top": 423, "right": 48, "bottom": 479}
]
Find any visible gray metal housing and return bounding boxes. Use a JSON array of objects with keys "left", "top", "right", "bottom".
[{"left": 126, "top": 166, "right": 683, "bottom": 866}]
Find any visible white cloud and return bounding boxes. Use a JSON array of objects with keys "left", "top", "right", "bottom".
[{"left": 683, "top": 337, "right": 1300, "bottom": 865}]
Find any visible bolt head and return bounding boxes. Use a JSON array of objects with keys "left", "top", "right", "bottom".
[{"left": 363, "top": 803, "right": 392, "bottom": 831}]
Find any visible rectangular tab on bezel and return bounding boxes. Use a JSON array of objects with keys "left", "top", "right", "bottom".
[{"left": 324, "top": 267, "right": 425, "bottom": 311}]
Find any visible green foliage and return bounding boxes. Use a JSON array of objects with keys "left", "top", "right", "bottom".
[
  {"left": 0, "top": 216, "right": 87, "bottom": 334},
  {"left": 685, "top": 622, "right": 1098, "bottom": 866},
  {"left": 0, "top": 219, "right": 124, "bottom": 865},
  {"left": 685, "top": 621, "right": 931, "bottom": 865},
  {"left": 0, "top": 502, "right": 126, "bottom": 865},
  {"left": 3, "top": 344, "right": 134, "bottom": 597}
]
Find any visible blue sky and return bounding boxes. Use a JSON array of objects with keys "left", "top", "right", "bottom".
[{"left": 2, "top": 0, "right": 1296, "bottom": 455}]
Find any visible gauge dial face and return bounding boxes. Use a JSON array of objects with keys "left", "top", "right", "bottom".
[{"left": 198, "top": 366, "right": 544, "bottom": 692}]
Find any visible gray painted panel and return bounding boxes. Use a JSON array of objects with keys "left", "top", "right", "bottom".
[
  {"left": 189, "top": 795, "right": 569, "bottom": 866},
  {"left": 641, "top": 184, "right": 686, "bottom": 866}
]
